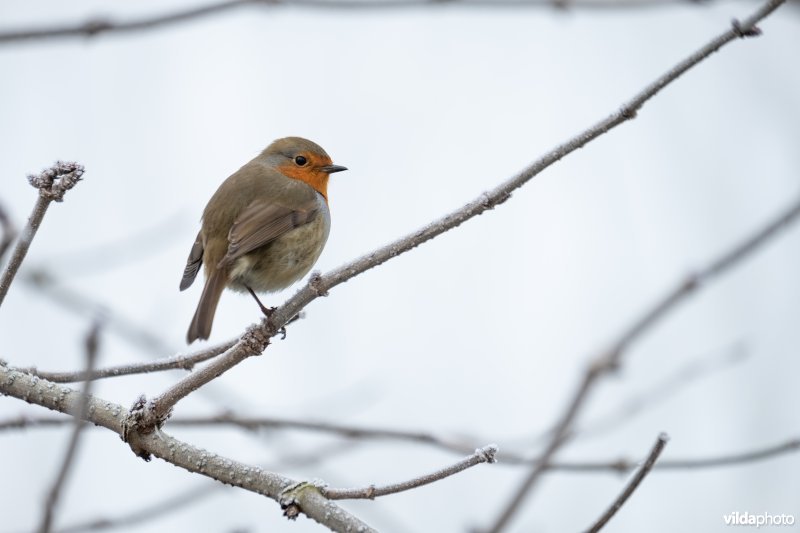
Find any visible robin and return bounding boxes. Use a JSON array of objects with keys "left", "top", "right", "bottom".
[{"left": 180, "top": 137, "right": 347, "bottom": 343}]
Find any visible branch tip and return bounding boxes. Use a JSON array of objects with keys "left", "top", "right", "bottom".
[
  {"left": 27, "top": 161, "right": 85, "bottom": 202},
  {"left": 480, "top": 444, "right": 500, "bottom": 464}
]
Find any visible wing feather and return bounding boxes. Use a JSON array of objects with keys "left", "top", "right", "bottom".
[
  {"left": 219, "top": 198, "right": 319, "bottom": 267},
  {"left": 179, "top": 230, "right": 204, "bottom": 291}
]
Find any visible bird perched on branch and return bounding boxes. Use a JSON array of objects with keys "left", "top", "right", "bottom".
[{"left": 180, "top": 137, "right": 347, "bottom": 343}]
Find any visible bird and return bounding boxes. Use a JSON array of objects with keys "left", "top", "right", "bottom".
[{"left": 180, "top": 137, "right": 347, "bottom": 343}]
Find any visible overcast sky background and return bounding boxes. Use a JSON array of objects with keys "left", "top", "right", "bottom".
[{"left": 1, "top": 1, "right": 799, "bottom": 532}]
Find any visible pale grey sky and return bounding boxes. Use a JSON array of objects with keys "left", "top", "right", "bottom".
[{"left": 1, "top": 2, "right": 799, "bottom": 532}]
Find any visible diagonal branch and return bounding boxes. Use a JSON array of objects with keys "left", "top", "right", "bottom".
[
  {"left": 140, "top": 0, "right": 785, "bottom": 430},
  {"left": 0, "top": 162, "right": 84, "bottom": 308},
  {"left": 585, "top": 433, "right": 669, "bottom": 533},
  {"left": 487, "top": 194, "right": 800, "bottom": 532}
]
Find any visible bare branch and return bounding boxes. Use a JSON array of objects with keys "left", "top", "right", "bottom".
[
  {"left": 0, "top": 0, "right": 739, "bottom": 45},
  {"left": 136, "top": 324, "right": 271, "bottom": 430},
  {"left": 585, "top": 433, "right": 669, "bottom": 533},
  {"left": 38, "top": 321, "right": 101, "bottom": 533},
  {"left": 15, "top": 339, "right": 236, "bottom": 383},
  {"left": 0, "top": 202, "right": 16, "bottom": 264},
  {"left": 0, "top": 162, "right": 84, "bottom": 308},
  {"left": 168, "top": 413, "right": 477, "bottom": 452},
  {"left": 322, "top": 445, "right": 498, "bottom": 500},
  {"left": 53, "top": 443, "right": 351, "bottom": 533},
  {"left": 4, "top": 412, "right": 797, "bottom": 474},
  {"left": 488, "top": 197, "right": 800, "bottom": 531},
  {"left": 483, "top": 2, "right": 790, "bottom": 529},
  {"left": 0, "top": 365, "right": 376, "bottom": 533}
]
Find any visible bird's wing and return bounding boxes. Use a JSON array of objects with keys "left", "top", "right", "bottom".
[
  {"left": 179, "top": 230, "right": 204, "bottom": 291},
  {"left": 219, "top": 198, "right": 319, "bottom": 267}
]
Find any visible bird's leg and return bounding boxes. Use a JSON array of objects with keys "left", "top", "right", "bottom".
[
  {"left": 246, "top": 286, "right": 287, "bottom": 339},
  {"left": 246, "top": 286, "right": 276, "bottom": 317}
]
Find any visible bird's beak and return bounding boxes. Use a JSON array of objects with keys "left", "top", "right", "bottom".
[{"left": 321, "top": 164, "right": 348, "bottom": 174}]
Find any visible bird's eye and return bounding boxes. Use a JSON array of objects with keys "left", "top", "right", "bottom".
[{"left": 294, "top": 155, "right": 308, "bottom": 166}]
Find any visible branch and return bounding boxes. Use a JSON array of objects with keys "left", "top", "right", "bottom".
[
  {"left": 0, "top": 162, "right": 84, "bottom": 308},
  {"left": 4, "top": 413, "right": 798, "bottom": 473},
  {"left": 321, "top": 445, "right": 498, "bottom": 500},
  {"left": 168, "top": 413, "right": 477, "bottom": 452},
  {"left": 0, "top": 201, "right": 16, "bottom": 264},
  {"left": 15, "top": 339, "right": 235, "bottom": 383},
  {"left": 54, "top": 442, "right": 351, "bottom": 533},
  {"left": 484, "top": 2, "right": 789, "bottom": 529},
  {"left": 585, "top": 433, "right": 668, "bottom": 533},
  {"left": 38, "top": 321, "right": 101, "bottom": 533},
  {"left": 489, "top": 194, "right": 800, "bottom": 528},
  {"left": 546, "top": 437, "right": 800, "bottom": 473},
  {"left": 0, "top": 0, "right": 736, "bottom": 45},
  {"left": 0, "top": 365, "right": 376, "bottom": 533}
]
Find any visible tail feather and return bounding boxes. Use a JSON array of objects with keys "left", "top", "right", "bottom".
[{"left": 187, "top": 268, "right": 227, "bottom": 343}]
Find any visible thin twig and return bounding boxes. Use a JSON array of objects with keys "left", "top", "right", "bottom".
[
  {"left": 15, "top": 339, "right": 236, "bottom": 383},
  {"left": 322, "top": 445, "right": 498, "bottom": 500},
  {"left": 547, "top": 437, "right": 800, "bottom": 473},
  {"left": 585, "top": 433, "right": 669, "bottom": 533},
  {"left": 0, "top": 366, "right": 376, "bottom": 532},
  {"left": 0, "top": 0, "right": 735, "bottom": 45},
  {"left": 4, "top": 413, "right": 797, "bottom": 474},
  {"left": 168, "top": 413, "right": 477, "bottom": 452},
  {"left": 485, "top": 2, "right": 788, "bottom": 530},
  {"left": 0, "top": 162, "right": 84, "bottom": 308},
  {"left": 139, "top": 0, "right": 785, "bottom": 432},
  {"left": 0, "top": 201, "right": 16, "bottom": 264},
  {"left": 37, "top": 321, "right": 101, "bottom": 533}
]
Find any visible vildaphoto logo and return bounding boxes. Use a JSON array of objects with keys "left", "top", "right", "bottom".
[{"left": 723, "top": 512, "right": 796, "bottom": 527}]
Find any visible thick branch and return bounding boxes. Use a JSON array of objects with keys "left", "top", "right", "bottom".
[
  {"left": 485, "top": 2, "right": 788, "bottom": 530},
  {"left": 585, "top": 433, "right": 668, "bottom": 533},
  {"left": 0, "top": 364, "right": 375, "bottom": 533},
  {"left": 0, "top": 162, "right": 84, "bottom": 308}
]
